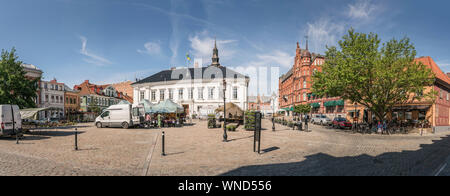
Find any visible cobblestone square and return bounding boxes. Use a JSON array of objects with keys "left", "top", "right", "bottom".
[{"left": 1, "top": 119, "right": 450, "bottom": 176}]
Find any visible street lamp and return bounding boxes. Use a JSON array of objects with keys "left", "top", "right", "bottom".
[
  {"left": 223, "top": 78, "right": 228, "bottom": 142},
  {"left": 272, "top": 97, "right": 275, "bottom": 132},
  {"left": 354, "top": 103, "right": 358, "bottom": 131}
]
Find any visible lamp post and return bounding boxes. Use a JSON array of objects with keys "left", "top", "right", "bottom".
[
  {"left": 223, "top": 78, "right": 228, "bottom": 142},
  {"left": 354, "top": 103, "right": 358, "bottom": 131},
  {"left": 272, "top": 97, "right": 275, "bottom": 132}
]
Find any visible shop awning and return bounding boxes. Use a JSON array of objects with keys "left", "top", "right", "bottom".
[
  {"left": 324, "top": 101, "right": 336, "bottom": 107},
  {"left": 335, "top": 100, "right": 345, "bottom": 106},
  {"left": 311, "top": 102, "right": 320, "bottom": 108}
]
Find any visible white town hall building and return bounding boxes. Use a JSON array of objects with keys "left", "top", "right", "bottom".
[{"left": 132, "top": 40, "right": 250, "bottom": 117}]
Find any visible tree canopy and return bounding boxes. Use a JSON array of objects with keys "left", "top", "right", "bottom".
[
  {"left": 0, "top": 48, "right": 39, "bottom": 109},
  {"left": 312, "top": 29, "right": 436, "bottom": 121},
  {"left": 294, "top": 104, "right": 311, "bottom": 115}
]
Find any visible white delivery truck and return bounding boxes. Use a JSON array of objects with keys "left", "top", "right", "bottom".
[
  {"left": 0, "top": 105, "right": 22, "bottom": 137},
  {"left": 95, "top": 104, "right": 144, "bottom": 129}
]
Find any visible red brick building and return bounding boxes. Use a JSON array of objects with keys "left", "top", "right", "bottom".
[
  {"left": 279, "top": 41, "right": 326, "bottom": 115},
  {"left": 279, "top": 43, "right": 450, "bottom": 131}
]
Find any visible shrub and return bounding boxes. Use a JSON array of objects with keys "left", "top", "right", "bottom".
[{"left": 226, "top": 125, "right": 237, "bottom": 131}]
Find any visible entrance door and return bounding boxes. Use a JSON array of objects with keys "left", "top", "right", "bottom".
[{"left": 183, "top": 104, "right": 189, "bottom": 116}]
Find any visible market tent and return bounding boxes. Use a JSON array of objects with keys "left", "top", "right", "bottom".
[
  {"left": 152, "top": 100, "right": 184, "bottom": 113},
  {"left": 20, "top": 107, "right": 61, "bottom": 120},
  {"left": 215, "top": 103, "right": 244, "bottom": 118},
  {"left": 118, "top": 100, "right": 131, "bottom": 105},
  {"left": 139, "top": 99, "right": 155, "bottom": 113}
]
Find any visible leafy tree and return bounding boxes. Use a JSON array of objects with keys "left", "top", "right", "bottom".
[
  {"left": 294, "top": 104, "right": 311, "bottom": 115},
  {"left": 0, "top": 48, "right": 39, "bottom": 109},
  {"left": 312, "top": 29, "right": 436, "bottom": 122},
  {"left": 88, "top": 98, "right": 102, "bottom": 116}
]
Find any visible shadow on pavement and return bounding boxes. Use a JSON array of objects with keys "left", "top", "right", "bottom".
[
  {"left": 26, "top": 131, "right": 86, "bottom": 137},
  {"left": 261, "top": 146, "right": 280, "bottom": 154},
  {"left": 219, "top": 135, "right": 450, "bottom": 176}
]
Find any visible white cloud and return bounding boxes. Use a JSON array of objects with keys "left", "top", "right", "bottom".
[
  {"left": 348, "top": 0, "right": 378, "bottom": 20},
  {"left": 137, "top": 41, "right": 162, "bottom": 55},
  {"left": 246, "top": 50, "right": 294, "bottom": 68},
  {"left": 188, "top": 31, "right": 237, "bottom": 64},
  {"left": 306, "top": 18, "right": 346, "bottom": 53},
  {"left": 79, "top": 36, "right": 112, "bottom": 66}
]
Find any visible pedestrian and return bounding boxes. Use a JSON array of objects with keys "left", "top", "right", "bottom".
[
  {"left": 157, "top": 114, "right": 161, "bottom": 128},
  {"left": 377, "top": 121, "right": 382, "bottom": 134},
  {"left": 383, "top": 120, "right": 387, "bottom": 134}
]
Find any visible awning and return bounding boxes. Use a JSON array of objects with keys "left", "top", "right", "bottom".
[
  {"left": 324, "top": 101, "right": 336, "bottom": 107},
  {"left": 311, "top": 103, "right": 320, "bottom": 108},
  {"left": 281, "top": 107, "right": 294, "bottom": 111},
  {"left": 335, "top": 100, "right": 345, "bottom": 106},
  {"left": 20, "top": 107, "right": 61, "bottom": 120}
]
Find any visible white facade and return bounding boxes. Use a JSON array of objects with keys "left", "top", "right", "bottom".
[
  {"left": 40, "top": 80, "right": 65, "bottom": 119},
  {"left": 133, "top": 75, "right": 249, "bottom": 117}
]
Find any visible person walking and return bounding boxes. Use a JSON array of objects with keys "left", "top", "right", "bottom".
[
  {"left": 377, "top": 121, "right": 383, "bottom": 134},
  {"left": 157, "top": 114, "right": 161, "bottom": 128},
  {"left": 383, "top": 120, "right": 388, "bottom": 134}
]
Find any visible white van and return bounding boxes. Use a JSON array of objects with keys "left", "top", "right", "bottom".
[
  {"left": 95, "top": 104, "right": 143, "bottom": 129},
  {"left": 0, "top": 105, "right": 22, "bottom": 137}
]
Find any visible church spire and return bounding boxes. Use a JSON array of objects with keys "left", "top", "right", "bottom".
[
  {"left": 211, "top": 37, "right": 220, "bottom": 67},
  {"left": 305, "top": 35, "right": 309, "bottom": 50}
]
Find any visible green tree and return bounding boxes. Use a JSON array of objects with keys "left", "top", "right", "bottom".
[
  {"left": 294, "top": 104, "right": 311, "bottom": 115},
  {"left": 0, "top": 48, "right": 39, "bottom": 109},
  {"left": 88, "top": 98, "right": 102, "bottom": 116},
  {"left": 312, "top": 29, "right": 436, "bottom": 122}
]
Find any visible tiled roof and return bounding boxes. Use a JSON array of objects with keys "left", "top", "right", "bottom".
[
  {"left": 415, "top": 56, "right": 450, "bottom": 85},
  {"left": 132, "top": 66, "right": 248, "bottom": 85}
]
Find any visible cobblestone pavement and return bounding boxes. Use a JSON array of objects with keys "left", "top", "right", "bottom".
[
  {"left": 1, "top": 120, "right": 449, "bottom": 176},
  {"left": 148, "top": 119, "right": 450, "bottom": 176},
  {"left": 0, "top": 124, "right": 157, "bottom": 176}
]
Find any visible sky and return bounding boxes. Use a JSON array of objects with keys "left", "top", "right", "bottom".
[{"left": 1, "top": 0, "right": 450, "bottom": 96}]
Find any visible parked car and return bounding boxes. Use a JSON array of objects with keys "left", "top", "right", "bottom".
[
  {"left": 318, "top": 115, "right": 333, "bottom": 126},
  {"left": 311, "top": 115, "right": 321, "bottom": 124},
  {"left": 95, "top": 104, "right": 143, "bottom": 129},
  {"left": 0, "top": 105, "right": 22, "bottom": 137},
  {"left": 332, "top": 117, "right": 352, "bottom": 129}
]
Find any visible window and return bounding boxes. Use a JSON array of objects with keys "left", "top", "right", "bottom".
[
  {"left": 160, "top": 89, "right": 165, "bottom": 100},
  {"left": 447, "top": 93, "right": 449, "bottom": 101},
  {"left": 101, "top": 111, "right": 110, "bottom": 118},
  {"left": 303, "top": 93, "right": 307, "bottom": 101},
  {"left": 45, "top": 95, "right": 49, "bottom": 103},
  {"left": 140, "top": 91, "right": 145, "bottom": 101},
  {"left": 169, "top": 89, "right": 174, "bottom": 100},
  {"left": 233, "top": 87, "right": 238, "bottom": 100},
  {"left": 208, "top": 88, "right": 214, "bottom": 100},
  {"left": 198, "top": 87, "right": 204, "bottom": 99},
  {"left": 188, "top": 88, "right": 193, "bottom": 99},
  {"left": 440, "top": 90, "right": 443, "bottom": 99},
  {"left": 66, "top": 97, "right": 69, "bottom": 103},
  {"left": 44, "top": 83, "right": 48, "bottom": 89},
  {"left": 178, "top": 89, "right": 184, "bottom": 100},
  {"left": 303, "top": 80, "right": 307, "bottom": 88},
  {"left": 151, "top": 90, "right": 156, "bottom": 101}
]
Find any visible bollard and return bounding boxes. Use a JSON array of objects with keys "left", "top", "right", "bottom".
[
  {"left": 16, "top": 130, "right": 19, "bottom": 144},
  {"left": 162, "top": 131, "right": 166, "bottom": 156},
  {"left": 74, "top": 128, "right": 78, "bottom": 151}
]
